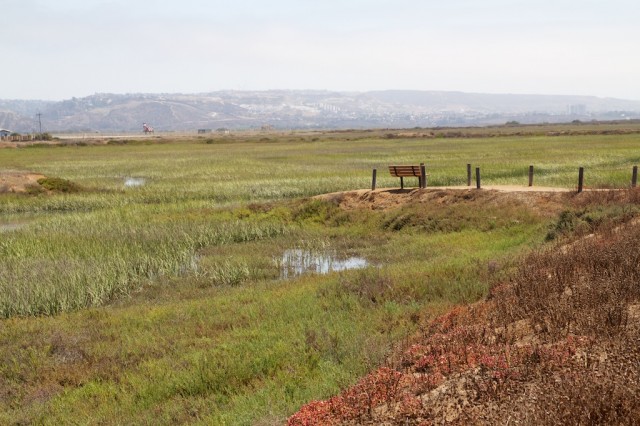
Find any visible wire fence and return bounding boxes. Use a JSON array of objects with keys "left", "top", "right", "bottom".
[{"left": 370, "top": 162, "right": 640, "bottom": 192}]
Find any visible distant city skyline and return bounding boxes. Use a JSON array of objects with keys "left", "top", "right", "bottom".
[{"left": 2, "top": 0, "right": 640, "bottom": 101}]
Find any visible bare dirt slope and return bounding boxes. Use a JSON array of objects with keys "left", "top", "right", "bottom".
[
  {"left": 0, "top": 171, "right": 45, "bottom": 193},
  {"left": 316, "top": 187, "right": 572, "bottom": 218}
]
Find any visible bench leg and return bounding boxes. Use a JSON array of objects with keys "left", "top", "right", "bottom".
[{"left": 400, "top": 176, "right": 404, "bottom": 189}]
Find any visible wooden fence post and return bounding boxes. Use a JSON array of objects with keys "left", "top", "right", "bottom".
[
  {"left": 632, "top": 166, "right": 638, "bottom": 188},
  {"left": 528, "top": 165, "right": 534, "bottom": 187},
  {"left": 467, "top": 164, "right": 472, "bottom": 186},
  {"left": 371, "top": 168, "right": 377, "bottom": 191},
  {"left": 476, "top": 167, "right": 481, "bottom": 189},
  {"left": 420, "top": 163, "right": 426, "bottom": 188},
  {"left": 578, "top": 167, "right": 584, "bottom": 193}
]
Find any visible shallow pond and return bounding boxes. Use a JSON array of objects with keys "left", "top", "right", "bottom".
[
  {"left": 0, "top": 223, "right": 26, "bottom": 233},
  {"left": 124, "top": 177, "right": 146, "bottom": 187},
  {"left": 279, "top": 249, "right": 368, "bottom": 279}
]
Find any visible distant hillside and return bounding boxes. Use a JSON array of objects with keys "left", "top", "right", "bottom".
[{"left": 2, "top": 90, "right": 640, "bottom": 133}]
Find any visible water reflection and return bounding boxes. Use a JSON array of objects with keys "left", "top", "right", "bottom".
[
  {"left": 124, "top": 177, "right": 146, "bottom": 187},
  {"left": 279, "top": 249, "right": 368, "bottom": 279},
  {"left": 0, "top": 223, "right": 26, "bottom": 233}
]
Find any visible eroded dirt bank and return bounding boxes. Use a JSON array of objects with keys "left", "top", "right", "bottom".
[
  {"left": 0, "top": 171, "right": 46, "bottom": 193},
  {"left": 316, "top": 187, "right": 572, "bottom": 218}
]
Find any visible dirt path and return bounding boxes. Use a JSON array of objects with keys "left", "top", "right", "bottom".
[
  {"left": 436, "top": 185, "right": 571, "bottom": 192},
  {"left": 315, "top": 186, "right": 574, "bottom": 214},
  {"left": 321, "top": 185, "right": 572, "bottom": 199}
]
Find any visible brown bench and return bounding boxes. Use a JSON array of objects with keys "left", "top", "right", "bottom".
[{"left": 388, "top": 165, "right": 426, "bottom": 189}]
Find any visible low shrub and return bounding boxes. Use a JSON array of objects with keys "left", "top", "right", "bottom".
[
  {"left": 337, "top": 268, "right": 393, "bottom": 305},
  {"left": 291, "top": 206, "right": 640, "bottom": 424},
  {"left": 24, "top": 184, "right": 46, "bottom": 195},
  {"left": 34, "top": 132, "right": 53, "bottom": 141},
  {"left": 37, "top": 177, "right": 82, "bottom": 193}
]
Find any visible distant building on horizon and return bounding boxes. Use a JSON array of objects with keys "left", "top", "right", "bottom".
[{"left": 568, "top": 104, "right": 587, "bottom": 115}]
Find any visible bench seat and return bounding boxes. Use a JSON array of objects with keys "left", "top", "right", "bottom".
[{"left": 388, "top": 165, "right": 426, "bottom": 189}]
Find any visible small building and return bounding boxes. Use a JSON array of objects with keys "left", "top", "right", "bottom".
[
  {"left": 0, "top": 129, "right": 12, "bottom": 138},
  {"left": 568, "top": 104, "right": 587, "bottom": 115},
  {"left": 198, "top": 129, "right": 212, "bottom": 134},
  {"left": 216, "top": 128, "right": 230, "bottom": 135}
]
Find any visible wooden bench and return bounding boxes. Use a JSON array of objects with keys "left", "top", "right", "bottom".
[{"left": 388, "top": 165, "right": 426, "bottom": 189}]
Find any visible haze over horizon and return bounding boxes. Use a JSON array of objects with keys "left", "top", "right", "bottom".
[{"left": 3, "top": 0, "right": 640, "bottom": 101}]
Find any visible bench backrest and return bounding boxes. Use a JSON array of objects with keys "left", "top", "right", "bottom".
[{"left": 388, "top": 165, "right": 422, "bottom": 177}]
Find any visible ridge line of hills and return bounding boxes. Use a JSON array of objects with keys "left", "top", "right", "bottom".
[{"left": 2, "top": 90, "right": 640, "bottom": 133}]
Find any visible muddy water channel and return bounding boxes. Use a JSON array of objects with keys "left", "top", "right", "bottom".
[{"left": 278, "top": 249, "right": 368, "bottom": 279}]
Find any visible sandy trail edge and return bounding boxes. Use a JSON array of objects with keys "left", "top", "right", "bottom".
[
  {"left": 314, "top": 186, "right": 580, "bottom": 214},
  {"left": 317, "top": 185, "right": 573, "bottom": 200}
]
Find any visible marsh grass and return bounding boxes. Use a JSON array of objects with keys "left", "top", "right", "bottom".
[
  {"left": 0, "top": 191, "right": 551, "bottom": 423},
  {"left": 0, "top": 208, "right": 290, "bottom": 316},
  {"left": 2, "top": 131, "right": 640, "bottom": 424}
]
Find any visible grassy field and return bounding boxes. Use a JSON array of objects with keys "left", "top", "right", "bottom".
[{"left": 1, "top": 129, "right": 640, "bottom": 424}]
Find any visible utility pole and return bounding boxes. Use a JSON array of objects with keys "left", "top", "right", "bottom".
[{"left": 36, "top": 113, "right": 42, "bottom": 134}]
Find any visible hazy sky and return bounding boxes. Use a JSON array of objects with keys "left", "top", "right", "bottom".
[{"left": 3, "top": 0, "right": 640, "bottom": 100}]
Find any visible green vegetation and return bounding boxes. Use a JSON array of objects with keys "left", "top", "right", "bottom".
[
  {"left": 34, "top": 132, "right": 54, "bottom": 141},
  {"left": 291, "top": 190, "right": 640, "bottom": 424},
  {"left": 1, "top": 129, "right": 640, "bottom": 424},
  {"left": 36, "top": 176, "right": 82, "bottom": 193}
]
